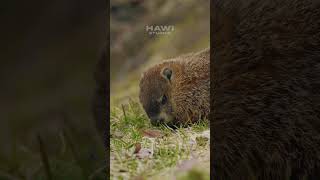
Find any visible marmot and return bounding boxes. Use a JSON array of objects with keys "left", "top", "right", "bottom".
[
  {"left": 139, "top": 48, "right": 210, "bottom": 126},
  {"left": 212, "top": 0, "right": 320, "bottom": 179}
]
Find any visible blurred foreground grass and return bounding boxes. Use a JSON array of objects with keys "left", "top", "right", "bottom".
[
  {"left": 0, "top": 114, "right": 106, "bottom": 180},
  {"left": 110, "top": 100, "right": 210, "bottom": 180}
]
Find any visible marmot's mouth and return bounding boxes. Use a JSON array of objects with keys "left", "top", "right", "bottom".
[
  {"left": 153, "top": 118, "right": 193, "bottom": 130},
  {"left": 150, "top": 117, "right": 164, "bottom": 126},
  {"left": 149, "top": 116, "right": 179, "bottom": 129}
]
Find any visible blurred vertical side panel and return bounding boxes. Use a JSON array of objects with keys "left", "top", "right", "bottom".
[
  {"left": 211, "top": 0, "right": 320, "bottom": 179},
  {"left": 93, "top": 0, "right": 110, "bottom": 177},
  {"left": 0, "top": 0, "right": 108, "bottom": 179}
]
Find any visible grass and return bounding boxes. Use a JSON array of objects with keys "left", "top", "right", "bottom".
[{"left": 110, "top": 99, "right": 210, "bottom": 179}]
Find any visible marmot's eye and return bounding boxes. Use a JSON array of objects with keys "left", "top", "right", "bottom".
[{"left": 161, "top": 95, "right": 167, "bottom": 105}]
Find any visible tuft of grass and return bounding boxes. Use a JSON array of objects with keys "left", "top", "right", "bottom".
[{"left": 110, "top": 99, "right": 210, "bottom": 179}]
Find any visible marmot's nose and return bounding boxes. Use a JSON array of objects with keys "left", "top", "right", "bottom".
[{"left": 150, "top": 116, "right": 164, "bottom": 126}]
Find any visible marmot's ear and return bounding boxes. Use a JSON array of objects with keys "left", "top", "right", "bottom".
[{"left": 162, "top": 68, "right": 172, "bottom": 81}]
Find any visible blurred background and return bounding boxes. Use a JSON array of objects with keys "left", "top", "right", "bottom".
[
  {"left": 0, "top": 0, "right": 107, "bottom": 179},
  {"left": 110, "top": 0, "right": 210, "bottom": 105}
]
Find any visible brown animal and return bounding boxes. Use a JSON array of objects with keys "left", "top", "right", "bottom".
[
  {"left": 139, "top": 48, "right": 210, "bottom": 126},
  {"left": 212, "top": 0, "right": 320, "bottom": 179}
]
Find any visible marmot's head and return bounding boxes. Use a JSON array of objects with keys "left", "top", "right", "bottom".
[
  {"left": 139, "top": 49, "right": 210, "bottom": 126},
  {"left": 139, "top": 62, "right": 182, "bottom": 126}
]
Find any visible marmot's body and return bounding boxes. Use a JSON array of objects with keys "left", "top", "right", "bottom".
[
  {"left": 212, "top": 0, "right": 320, "bottom": 179},
  {"left": 139, "top": 48, "right": 209, "bottom": 125}
]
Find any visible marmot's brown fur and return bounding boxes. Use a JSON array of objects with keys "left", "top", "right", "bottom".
[
  {"left": 139, "top": 48, "right": 210, "bottom": 126},
  {"left": 212, "top": 0, "right": 320, "bottom": 179}
]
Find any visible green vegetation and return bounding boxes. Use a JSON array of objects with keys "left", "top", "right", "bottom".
[{"left": 110, "top": 100, "right": 210, "bottom": 179}]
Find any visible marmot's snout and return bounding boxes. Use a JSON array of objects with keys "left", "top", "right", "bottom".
[
  {"left": 142, "top": 95, "right": 175, "bottom": 126},
  {"left": 148, "top": 114, "right": 168, "bottom": 126},
  {"left": 144, "top": 103, "right": 161, "bottom": 124}
]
